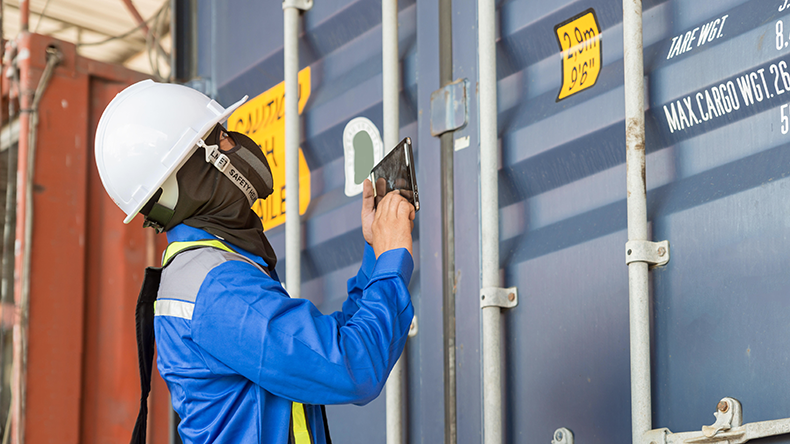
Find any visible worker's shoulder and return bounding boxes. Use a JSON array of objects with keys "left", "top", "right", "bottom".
[{"left": 159, "top": 247, "right": 265, "bottom": 300}]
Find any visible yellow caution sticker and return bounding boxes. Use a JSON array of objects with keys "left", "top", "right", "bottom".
[
  {"left": 228, "top": 67, "right": 312, "bottom": 231},
  {"left": 555, "top": 9, "right": 602, "bottom": 101}
]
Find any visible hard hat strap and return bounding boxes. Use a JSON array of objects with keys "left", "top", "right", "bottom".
[
  {"left": 142, "top": 202, "right": 175, "bottom": 233},
  {"left": 198, "top": 139, "right": 260, "bottom": 206},
  {"left": 139, "top": 188, "right": 174, "bottom": 233}
]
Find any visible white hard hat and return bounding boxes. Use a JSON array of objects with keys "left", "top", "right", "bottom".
[{"left": 94, "top": 79, "right": 247, "bottom": 224}]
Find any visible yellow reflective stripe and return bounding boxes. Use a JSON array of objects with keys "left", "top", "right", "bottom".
[
  {"left": 162, "top": 239, "right": 235, "bottom": 266},
  {"left": 292, "top": 402, "right": 312, "bottom": 444}
]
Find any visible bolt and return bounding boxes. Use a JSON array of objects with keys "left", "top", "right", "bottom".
[
  {"left": 658, "top": 246, "right": 666, "bottom": 257},
  {"left": 718, "top": 401, "right": 729, "bottom": 413},
  {"left": 556, "top": 430, "right": 564, "bottom": 441},
  {"left": 508, "top": 293, "right": 515, "bottom": 302}
]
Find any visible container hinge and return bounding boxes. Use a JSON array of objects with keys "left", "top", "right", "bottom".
[
  {"left": 625, "top": 240, "right": 669, "bottom": 267},
  {"left": 283, "top": 0, "right": 313, "bottom": 11},
  {"left": 480, "top": 287, "right": 518, "bottom": 309},
  {"left": 552, "top": 428, "right": 574, "bottom": 444},
  {"left": 640, "top": 397, "right": 790, "bottom": 444},
  {"left": 430, "top": 78, "right": 469, "bottom": 137}
]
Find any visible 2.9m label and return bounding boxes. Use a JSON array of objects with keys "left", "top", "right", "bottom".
[{"left": 555, "top": 8, "right": 602, "bottom": 101}]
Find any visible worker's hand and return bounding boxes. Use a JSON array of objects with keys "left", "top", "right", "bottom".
[
  {"left": 361, "top": 179, "right": 375, "bottom": 245},
  {"left": 370, "top": 189, "right": 415, "bottom": 258}
]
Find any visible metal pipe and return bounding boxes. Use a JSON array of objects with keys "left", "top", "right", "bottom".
[
  {"left": 11, "top": 44, "right": 60, "bottom": 444},
  {"left": 0, "top": 30, "right": 14, "bottom": 444},
  {"left": 284, "top": 4, "right": 300, "bottom": 298},
  {"left": 120, "top": 0, "right": 151, "bottom": 35},
  {"left": 622, "top": 0, "right": 651, "bottom": 443},
  {"left": 438, "top": 0, "right": 456, "bottom": 442},
  {"left": 5, "top": 43, "right": 20, "bottom": 444},
  {"left": 478, "top": 0, "right": 503, "bottom": 442},
  {"left": 121, "top": 0, "right": 168, "bottom": 72},
  {"left": 19, "top": 0, "right": 28, "bottom": 32},
  {"left": 0, "top": 64, "right": 16, "bottom": 444},
  {"left": 382, "top": 1, "right": 405, "bottom": 443}
]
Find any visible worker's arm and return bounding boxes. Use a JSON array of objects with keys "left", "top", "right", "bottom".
[
  {"left": 190, "top": 248, "right": 412, "bottom": 406},
  {"left": 191, "top": 188, "right": 415, "bottom": 406},
  {"left": 328, "top": 178, "right": 414, "bottom": 326},
  {"left": 326, "top": 242, "right": 377, "bottom": 327}
]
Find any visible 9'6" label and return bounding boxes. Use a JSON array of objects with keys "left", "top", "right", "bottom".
[{"left": 555, "top": 9, "right": 602, "bottom": 101}]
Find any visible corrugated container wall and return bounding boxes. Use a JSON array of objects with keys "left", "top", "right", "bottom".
[
  {"left": 2, "top": 33, "right": 173, "bottom": 443},
  {"left": 194, "top": 0, "right": 790, "bottom": 443}
]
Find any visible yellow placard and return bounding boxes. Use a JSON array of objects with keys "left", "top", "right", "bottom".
[
  {"left": 227, "top": 67, "right": 311, "bottom": 230},
  {"left": 555, "top": 9, "right": 601, "bottom": 101}
]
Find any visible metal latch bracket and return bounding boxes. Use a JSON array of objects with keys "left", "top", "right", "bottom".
[
  {"left": 283, "top": 0, "right": 313, "bottom": 11},
  {"left": 552, "top": 428, "right": 574, "bottom": 444},
  {"left": 430, "top": 78, "right": 469, "bottom": 137},
  {"left": 639, "top": 397, "right": 790, "bottom": 444},
  {"left": 625, "top": 240, "right": 670, "bottom": 267},
  {"left": 480, "top": 287, "right": 518, "bottom": 309}
]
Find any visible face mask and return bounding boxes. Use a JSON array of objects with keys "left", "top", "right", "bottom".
[
  {"left": 198, "top": 125, "right": 274, "bottom": 205},
  {"left": 141, "top": 124, "right": 275, "bottom": 232}
]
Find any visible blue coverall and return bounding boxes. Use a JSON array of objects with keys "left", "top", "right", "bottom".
[{"left": 154, "top": 224, "right": 414, "bottom": 443}]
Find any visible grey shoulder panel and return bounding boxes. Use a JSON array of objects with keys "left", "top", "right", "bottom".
[
  {"left": 158, "top": 247, "right": 268, "bottom": 303},
  {"left": 159, "top": 248, "right": 232, "bottom": 303}
]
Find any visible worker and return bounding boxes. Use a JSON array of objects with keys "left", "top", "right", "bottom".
[{"left": 94, "top": 80, "right": 416, "bottom": 444}]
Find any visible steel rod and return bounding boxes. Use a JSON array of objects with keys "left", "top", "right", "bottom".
[
  {"left": 383, "top": 0, "right": 405, "bottom": 443},
  {"left": 284, "top": 4, "right": 300, "bottom": 299},
  {"left": 438, "top": 0, "right": 456, "bottom": 441},
  {"left": 478, "top": 0, "right": 503, "bottom": 441},
  {"left": 622, "top": 0, "right": 652, "bottom": 442}
]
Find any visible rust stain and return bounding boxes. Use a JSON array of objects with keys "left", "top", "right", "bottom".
[
  {"left": 626, "top": 117, "right": 647, "bottom": 187},
  {"left": 626, "top": 117, "right": 645, "bottom": 152}
]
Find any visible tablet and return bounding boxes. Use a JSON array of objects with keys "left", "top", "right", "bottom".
[{"left": 370, "top": 137, "right": 419, "bottom": 211}]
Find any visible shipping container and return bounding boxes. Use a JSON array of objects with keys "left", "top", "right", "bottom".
[
  {"left": 186, "top": 0, "right": 790, "bottom": 443},
  {"left": 8, "top": 0, "right": 790, "bottom": 443}
]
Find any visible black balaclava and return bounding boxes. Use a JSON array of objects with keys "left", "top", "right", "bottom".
[{"left": 151, "top": 124, "right": 278, "bottom": 272}]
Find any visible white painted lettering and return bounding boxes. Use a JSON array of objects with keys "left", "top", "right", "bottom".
[
  {"left": 719, "top": 85, "right": 732, "bottom": 113},
  {"left": 705, "top": 90, "right": 719, "bottom": 118},
  {"left": 677, "top": 99, "right": 691, "bottom": 128},
  {"left": 750, "top": 72, "right": 764, "bottom": 102},
  {"left": 666, "top": 15, "right": 728, "bottom": 60},
  {"left": 717, "top": 15, "right": 728, "bottom": 39},
  {"left": 680, "top": 31, "right": 693, "bottom": 55},
  {"left": 664, "top": 103, "right": 681, "bottom": 133},
  {"left": 710, "top": 86, "right": 725, "bottom": 116},
  {"left": 726, "top": 81, "right": 740, "bottom": 110},
  {"left": 696, "top": 92, "right": 709, "bottom": 121},
  {"left": 709, "top": 19, "right": 721, "bottom": 42},
  {"left": 697, "top": 22, "right": 713, "bottom": 46},
  {"left": 684, "top": 27, "right": 699, "bottom": 53},
  {"left": 667, "top": 36, "right": 680, "bottom": 59},
  {"left": 682, "top": 97, "right": 700, "bottom": 125},
  {"left": 737, "top": 75, "right": 755, "bottom": 106},
  {"left": 758, "top": 68, "right": 771, "bottom": 99}
]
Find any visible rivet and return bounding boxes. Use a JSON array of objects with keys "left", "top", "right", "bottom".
[
  {"left": 508, "top": 293, "right": 515, "bottom": 302},
  {"left": 658, "top": 246, "right": 666, "bottom": 257},
  {"left": 718, "top": 401, "right": 729, "bottom": 413}
]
